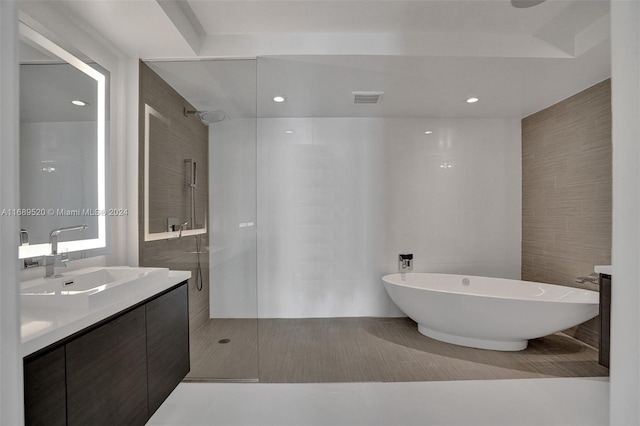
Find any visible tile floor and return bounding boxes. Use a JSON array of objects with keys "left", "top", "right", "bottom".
[
  {"left": 186, "top": 318, "right": 608, "bottom": 382},
  {"left": 148, "top": 377, "right": 609, "bottom": 426}
]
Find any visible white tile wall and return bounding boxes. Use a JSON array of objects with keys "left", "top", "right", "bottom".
[{"left": 211, "top": 117, "right": 521, "bottom": 318}]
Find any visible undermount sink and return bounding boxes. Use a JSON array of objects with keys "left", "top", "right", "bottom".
[{"left": 21, "top": 267, "right": 170, "bottom": 310}]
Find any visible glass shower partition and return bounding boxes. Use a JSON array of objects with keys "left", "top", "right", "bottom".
[
  {"left": 205, "top": 59, "right": 258, "bottom": 380},
  {"left": 147, "top": 59, "right": 259, "bottom": 381}
]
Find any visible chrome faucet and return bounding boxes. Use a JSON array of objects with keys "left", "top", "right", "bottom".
[{"left": 45, "top": 224, "right": 88, "bottom": 278}]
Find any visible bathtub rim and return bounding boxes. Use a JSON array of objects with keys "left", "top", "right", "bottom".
[{"left": 381, "top": 272, "right": 599, "bottom": 304}]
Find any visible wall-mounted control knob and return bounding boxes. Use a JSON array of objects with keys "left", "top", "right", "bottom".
[{"left": 398, "top": 253, "right": 413, "bottom": 272}]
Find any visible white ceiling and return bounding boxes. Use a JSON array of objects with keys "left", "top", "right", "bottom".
[
  {"left": 52, "top": 0, "right": 611, "bottom": 119},
  {"left": 19, "top": 39, "right": 109, "bottom": 123},
  {"left": 189, "top": 0, "right": 568, "bottom": 35},
  {"left": 20, "top": 63, "right": 98, "bottom": 123}
]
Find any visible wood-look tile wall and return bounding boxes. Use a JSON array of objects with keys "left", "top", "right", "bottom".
[
  {"left": 522, "top": 79, "right": 611, "bottom": 348},
  {"left": 139, "top": 62, "right": 210, "bottom": 333}
]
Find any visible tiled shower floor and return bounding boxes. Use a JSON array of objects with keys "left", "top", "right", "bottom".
[{"left": 185, "top": 317, "right": 608, "bottom": 382}]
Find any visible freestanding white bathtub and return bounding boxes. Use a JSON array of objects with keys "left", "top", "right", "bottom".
[{"left": 382, "top": 273, "right": 599, "bottom": 351}]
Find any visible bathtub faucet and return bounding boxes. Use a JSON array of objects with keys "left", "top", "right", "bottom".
[{"left": 398, "top": 253, "right": 413, "bottom": 272}]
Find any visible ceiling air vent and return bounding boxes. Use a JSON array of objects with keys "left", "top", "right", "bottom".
[{"left": 353, "top": 91, "right": 384, "bottom": 105}]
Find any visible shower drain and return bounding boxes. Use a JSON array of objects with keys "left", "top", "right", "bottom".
[{"left": 218, "top": 338, "right": 231, "bottom": 344}]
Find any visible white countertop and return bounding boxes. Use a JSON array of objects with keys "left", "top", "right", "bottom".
[
  {"left": 21, "top": 270, "right": 191, "bottom": 357},
  {"left": 595, "top": 265, "right": 612, "bottom": 275}
]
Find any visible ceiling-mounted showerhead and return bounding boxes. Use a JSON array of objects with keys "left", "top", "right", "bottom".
[
  {"left": 198, "top": 110, "right": 227, "bottom": 125},
  {"left": 183, "top": 108, "right": 227, "bottom": 125}
]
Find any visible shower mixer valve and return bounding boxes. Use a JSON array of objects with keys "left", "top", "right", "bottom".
[{"left": 398, "top": 254, "right": 413, "bottom": 272}]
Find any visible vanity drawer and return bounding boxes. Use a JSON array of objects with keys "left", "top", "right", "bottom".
[
  {"left": 24, "top": 346, "right": 66, "bottom": 426},
  {"left": 66, "top": 306, "right": 148, "bottom": 426}
]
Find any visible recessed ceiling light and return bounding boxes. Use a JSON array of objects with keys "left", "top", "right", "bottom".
[
  {"left": 466, "top": 97, "right": 479, "bottom": 104},
  {"left": 71, "top": 100, "right": 87, "bottom": 106},
  {"left": 285, "top": 130, "right": 294, "bottom": 134},
  {"left": 273, "top": 96, "right": 286, "bottom": 103},
  {"left": 424, "top": 131, "right": 433, "bottom": 134}
]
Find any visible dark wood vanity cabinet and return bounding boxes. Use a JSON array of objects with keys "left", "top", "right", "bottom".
[
  {"left": 146, "top": 284, "right": 189, "bottom": 416},
  {"left": 66, "top": 306, "right": 149, "bottom": 426},
  {"left": 24, "top": 281, "right": 189, "bottom": 426},
  {"left": 23, "top": 346, "right": 66, "bottom": 426}
]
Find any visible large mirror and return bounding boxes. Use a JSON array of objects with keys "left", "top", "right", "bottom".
[{"left": 18, "top": 23, "right": 108, "bottom": 259}]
